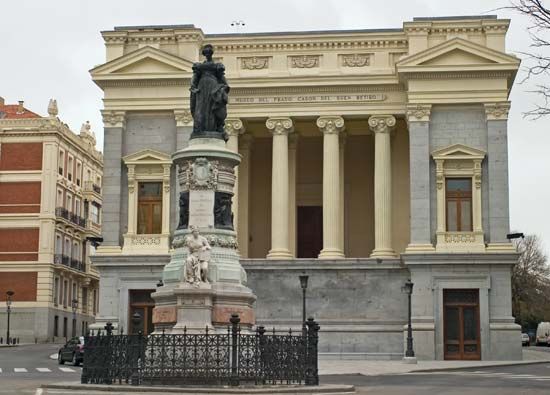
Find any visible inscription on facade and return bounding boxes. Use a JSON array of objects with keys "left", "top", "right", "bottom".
[
  {"left": 231, "top": 93, "right": 386, "bottom": 104},
  {"left": 189, "top": 190, "right": 215, "bottom": 229}
]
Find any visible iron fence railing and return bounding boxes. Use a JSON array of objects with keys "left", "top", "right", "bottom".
[{"left": 81, "top": 315, "right": 319, "bottom": 387}]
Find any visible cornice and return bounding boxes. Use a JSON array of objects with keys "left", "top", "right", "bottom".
[
  {"left": 98, "top": 79, "right": 189, "bottom": 88},
  {"left": 401, "top": 71, "right": 513, "bottom": 80},
  {"left": 231, "top": 84, "right": 404, "bottom": 96},
  {"left": 213, "top": 39, "right": 408, "bottom": 53}
]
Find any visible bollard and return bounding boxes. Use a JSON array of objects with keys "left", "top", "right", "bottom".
[{"left": 229, "top": 313, "right": 240, "bottom": 387}]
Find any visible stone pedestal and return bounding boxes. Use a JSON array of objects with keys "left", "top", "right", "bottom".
[{"left": 153, "top": 137, "right": 256, "bottom": 332}]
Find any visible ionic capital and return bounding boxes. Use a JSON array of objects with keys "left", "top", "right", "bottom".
[
  {"left": 406, "top": 104, "right": 432, "bottom": 123},
  {"left": 484, "top": 102, "right": 510, "bottom": 121},
  {"left": 101, "top": 110, "right": 126, "bottom": 128},
  {"left": 224, "top": 118, "right": 246, "bottom": 137},
  {"left": 368, "top": 115, "right": 396, "bottom": 134},
  {"left": 316, "top": 116, "right": 345, "bottom": 135},
  {"left": 174, "top": 109, "right": 193, "bottom": 127},
  {"left": 266, "top": 117, "right": 294, "bottom": 136}
]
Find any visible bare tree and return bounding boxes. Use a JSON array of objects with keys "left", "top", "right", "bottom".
[
  {"left": 505, "top": 0, "right": 550, "bottom": 118},
  {"left": 512, "top": 234, "right": 550, "bottom": 329}
]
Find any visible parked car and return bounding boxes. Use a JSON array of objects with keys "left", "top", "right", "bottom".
[
  {"left": 535, "top": 322, "right": 550, "bottom": 346},
  {"left": 58, "top": 336, "right": 84, "bottom": 366},
  {"left": 521, "top": 333, "right": 530, "bottom": 346}
]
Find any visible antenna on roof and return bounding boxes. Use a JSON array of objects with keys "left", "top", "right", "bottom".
[{"left": 230, "top": 20, "right": 246, "bottom": 33}]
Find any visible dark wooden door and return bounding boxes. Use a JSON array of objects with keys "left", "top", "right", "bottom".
[
  {"left": 297, "top": 206, "right": 323, "bottom": 258},
  {"left": 444, "top": 289, "right": 481, "bottom": 360},
  {"left": 129, "top": 290, "right": 155, "bottom": 335}
]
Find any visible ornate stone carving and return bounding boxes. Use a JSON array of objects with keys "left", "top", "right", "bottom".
[
  {"left": 186, "top": 158, "right": 218, "bottom": 190},
  {"left": 131, "top": 235, "right": 162, "bottom": 245},
  {"left": 240, "top": 56, "right": 269, "bottom": 70},
  {"left": 484, "top": 102, "right": 510, "bottom": 120},
  {"left": 444, "top": 232, "right": 476, "bottom": 243},
  {"left": 368, "top": 115, "right": 396, "bottom": 134},
  {"left": 184, "top": 226, "right": 211, "bottom": 286},
  {"left": 178, "top": 191, "right": 189, "bottom": 230},
  {"left": 316, "top": 116, "right": 345, "bottom": 135},
  {"left": 342, "top": 54, "right": 370, "bottom": 67},
  {"left": 265, "top": 117, "right": 294, "bottom": 135},
  {"left": 289, "top": 55, "right": 320, "bottom": 68},
  {"left": 224, "top": 118, "right": 245, "bottom": 137},
  {"left": 214, "top": 191, "right": 234, "bottom": 230},
  {"left": 101, "top": 110, "right": 126, "bottom": 128},
  {"left": 406, "top": 104, "right": 432, "bottom": 122},
  {"left": 47, "top": 99, "right": 58, "bottom": 117},
  {"left": 174, "top": 109, "right": 193, "bottom": 126}
]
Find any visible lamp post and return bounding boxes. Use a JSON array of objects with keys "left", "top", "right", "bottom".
[
  {"left": 6, "top": 290, "right": 14, "bottom": 345},
  {"left": 71, "top": 298, "right": 78, "bottom": 338},
  {"left": 132, "top": 311, "right": 142, "bottom": 335},
  {"left": 402, "top": 279, "right": 417, "bottom": 363},
  {"left": 299, "top": 274, "right": 309, "bottom": 329}
]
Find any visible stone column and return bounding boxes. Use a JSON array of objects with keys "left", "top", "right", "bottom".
[
  {"left": 97, "top": 110, "right": 126, "bottom": 253},
  {"left": 484, "top": 102, "right": 512, "bottom": 248},
  {"left": 289, "top": 133, "right": 299, "bottom": 257},
  {"left": 369, "top": 115, "right": 397, "bottom": 258},
  {"left": 225, "top": 118, "right": 246, "bottom": 234},
  {"left": 238, "top": 134, "right": 253, "bottom": 258},
  {"left": 317, "top": 116, "right": 345, "bottom": 259},
  {"left": 405, "top": 105, "right": 435, "bottom": 253},
  {"left": 266, "top": 118, "right": 294, "bottom": 259},
  {"left": 339, "top": 133, "right": 346, "bottom": 254}
]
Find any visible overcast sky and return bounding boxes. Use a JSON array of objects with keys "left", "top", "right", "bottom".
[{"left": 1, "top": 0, "right": 549, "bottom": 253}]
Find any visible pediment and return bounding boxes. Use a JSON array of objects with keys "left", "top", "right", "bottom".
[
  {"left": 432, "top": 144, "right": 486, "bottom": 161},
  {"left": 123, "top": 149, "right": 172, "bottom": 165},
  {"left": 90, "top": 46, "right": 194, "bottom": 80},
  {"left": 397, "top": 37, "right": 519, "bottom": 72}
]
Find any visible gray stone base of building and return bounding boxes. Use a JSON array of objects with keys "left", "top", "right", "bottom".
[
  {"left": 91, "top": 253, "right": 521, "bottom": 360},
  {"left": 0, "top": 307, "right": 95, "bottom": 344}
]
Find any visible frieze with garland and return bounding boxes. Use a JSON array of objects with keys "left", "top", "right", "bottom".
[{"left": 172, "top": 233, "right": 238, "bottom": 250}]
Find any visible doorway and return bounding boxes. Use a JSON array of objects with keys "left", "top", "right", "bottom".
[
  {"left": 443, "top": 289, "right": 481, "bottom": 360},
  {"left": 129, "top": 290, "right": 155, "bottom": 335},
  {"left": 297, "top": 206, "right": 323, "bottom": 258}
]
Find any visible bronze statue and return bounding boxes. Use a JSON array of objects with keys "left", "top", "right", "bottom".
[{"left": 190, "top": 44, "right": 230, "bottom": 141}]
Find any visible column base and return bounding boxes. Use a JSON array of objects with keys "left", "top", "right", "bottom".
[
  {"left": 402, "top": 356, "right": 418, "bottom": 364},
  {"left": 318, "top": 248, "right": 345, "bottom": 259},
  {"left": 405, "top": 243, "right": 436, "bottom": 253},
  {"left": 370, "top": 248, "right": 397, "bottom": 258},
  {"left": 266, "top": 249, "right": 293, "bottom": 260}
]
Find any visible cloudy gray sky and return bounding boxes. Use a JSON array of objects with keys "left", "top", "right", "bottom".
[{"left": 2, "top": 0, "right": 549, "bottom": 253}]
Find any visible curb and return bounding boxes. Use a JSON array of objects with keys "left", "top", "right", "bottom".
[
  {"left": 405, "top": 359, "right": 550, "bottom": 374},
  {"left": 41, "top": 382, "right": 356, "bottom": 394}
]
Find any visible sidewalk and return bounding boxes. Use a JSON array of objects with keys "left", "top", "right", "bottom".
[{"left": 319, "top": 349, "right": 550, "bottom": 376}]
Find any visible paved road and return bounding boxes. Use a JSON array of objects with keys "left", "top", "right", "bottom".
[
  {"left": 323, "top": 362, "right": 550, "bottom": 394},
  {"left": 0, "top": 344, "right": 81, "bottom": 394}
]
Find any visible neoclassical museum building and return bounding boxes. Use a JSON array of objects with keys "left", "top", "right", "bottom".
[{"left": 91, "top": 15, "right": 522, "bottom": 360}]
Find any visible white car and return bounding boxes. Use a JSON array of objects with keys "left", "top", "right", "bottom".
[{"left": 521, "top": 333, "right": 530, "bottom": 347}]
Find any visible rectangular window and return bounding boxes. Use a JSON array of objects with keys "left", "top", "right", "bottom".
[
  {"left": 55, "top": 234, "right": 62, "bottom": 254},
  {"left": 446, "top": 178, "right": 473, "bottom": 232},
  {"left": 66, "top": 194, "right": 72, "bottom": 212},
  {"left": 53, "top": 277, "right": 59, "bottom": 306},
  {"left": 137, "top": 182, "right": 162, "bottom": 234},
  {"left": 72, "top": 282, "right": 77, "bottom": 305},
  {"left": 93, "top": 289, "right": 97, "bottom": 315},
  {"left": 63, "top": 280, "right": 68, "bottom": 307},
  {"left": 63, "top": 317, "right": 67, "bottom": 338},
  {"left": 67, "top": 156, "right": 73, "bottom": 182},
  {"left": 82, "top": 288, "right": 88, "bottom": 313},
  {"left": 54, "top": 316, "right": 59, "bottom": 337},
  {"left": 57, "top": 189, "right": 63, "bottom": 207},
  {"left": 59, "top": 150, "right": 64, "bottom": 175},
  {"left": 75, "top": 198, "right": 81, "bottom": 217},
  {"left": 90, "top": 203, "right": 100, "bottom": 224},
  {"left": 76, "top": 162, "right": 82, "bottom": 186}
]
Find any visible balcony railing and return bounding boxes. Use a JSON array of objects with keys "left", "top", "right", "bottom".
[
  {"left": 56, "top": 207, "right": 86, "bottom": 228},
  {"left": 84, "top": 181, "right": 102, "bottom": 195},
  {"left": 54, "top": 254, "right": 85, "bottom": 272}
]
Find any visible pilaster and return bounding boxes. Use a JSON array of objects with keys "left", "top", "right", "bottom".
[
  {"left": 289, "top": 133, "right": 299, "bottom": 257},
  {"left": 266, "top": 117, "right": 294, "bottom": 259},
  {"left": 484, "top": 102, "right": 513, "bottom": 250},
  {"left": 317, "top": 116, "right": 345, "bottom": 259},
  {"left": 237, "top": 134, "right": 253, "bottom": 258},
  {"left": 405, "top": 105, "right": 435, "bottom": 253},
  {"left": 96, "top": 110, "right": 126, "bottom": 254},
  {"left": 369, "top": 115, "right": 397, "bottom": 258},
  {"left": 225, "top": 118, "right": 246, "bottom": 237}
]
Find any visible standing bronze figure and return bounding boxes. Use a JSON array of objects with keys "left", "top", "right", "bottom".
[{"left": 190, "top": 44, "right": 230, "bottom": 141}]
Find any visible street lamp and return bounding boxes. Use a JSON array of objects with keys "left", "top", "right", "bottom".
[
  {"left": 132, "top": 312, "right": 142, "bottom": 335},
  {"left": 402, "top": 279, "right": 416, "bottom": 363},
  {"left": 299, "top": 274, "right": 309, "bottom": 327},
  {"left": 71, "top": 298, "right": 78, "bottom": 338},
  {"left": 6, "top": 290, "right": 14, "bottom": 345}
]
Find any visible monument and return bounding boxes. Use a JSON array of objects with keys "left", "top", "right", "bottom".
[{"left": 152, "top": 44, "right": 256, "bottom": 332}]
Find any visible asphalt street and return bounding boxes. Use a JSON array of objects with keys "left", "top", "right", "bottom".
[{"left": 0, "top": 344, "right": 549, "bottom": 394}]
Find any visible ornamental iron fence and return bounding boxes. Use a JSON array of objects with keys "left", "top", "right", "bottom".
[{"left": 81, "top": 315, "right": 319, "bottom": 387}]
